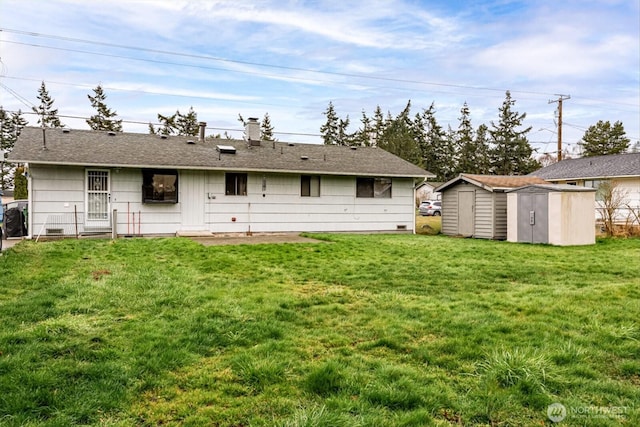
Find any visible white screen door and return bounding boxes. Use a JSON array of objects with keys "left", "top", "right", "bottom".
[{"left": 86, "top": 169, "right": 111, "bottom": 228}]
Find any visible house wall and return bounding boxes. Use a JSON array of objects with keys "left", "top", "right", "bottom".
[
  {"left": 28, "top": 165, "right": 86, "bottom": 237},
  {"left": 416, "top": 184, "right": 440, "bottom": 203},
  {"left": 547, "top": 176, "right": 640, "bottom": 222},
  {"left": 202, "top": 172, "right": 415, "bottom": 233},
  {"left": 28, "top": 165, "right": 417, "bottom": 236}
]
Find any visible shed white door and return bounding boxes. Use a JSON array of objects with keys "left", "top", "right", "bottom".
[
  {"left": 458, "top": 191, "right": 474, "bottom": 237},
  {"left": 86, "top": 169, "right": 111, "bottom": 229},
  {"left": 180, "top": 170, "right": 206, "bottom": 230}
]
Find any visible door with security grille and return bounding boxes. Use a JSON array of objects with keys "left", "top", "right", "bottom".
[{"left": 86, "top": 169, "right": 111, "bottom": 229}]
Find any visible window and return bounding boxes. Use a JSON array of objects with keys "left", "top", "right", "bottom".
[
  {"left": 301, "top": 175, "right": 320, "bottom": 197},
  {"left": 142, "top": 169, "right": 178, "bottom": 203},
  {"left": 226, "top": 173, "right": 247, "bottom": 195},
  {"left": 586, "top": 179, "right": 608, "bottom": 201},
  {"left": 356, "top": 177, "right": 392, "bottom": 198}
]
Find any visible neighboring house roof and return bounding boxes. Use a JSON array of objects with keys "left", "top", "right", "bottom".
[
  {"left": 530, "top": 152, "right": 640, "bottom": 180},
  {"left": 435, "top": 173, "right": 548, "bottom": 193},
  {"left": 9, "top": 127, "right": 434, "bottom": 179},
  {"left": 416, "top": 181, "right": 444, "bottom": 190}
]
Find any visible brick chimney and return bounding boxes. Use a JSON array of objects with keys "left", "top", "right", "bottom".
[
  {"left": 198, "top": 121, "right": 207, "bottom": 141},
  {"left": 245, "top": 117, "right": 260, "bottom": 146}
]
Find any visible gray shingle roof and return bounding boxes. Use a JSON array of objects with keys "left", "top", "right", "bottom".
[
  {"left": 9, "top": 127, "right": 433, "bottom": 179},
  {"left": 435, "top": 174, "right": 548, "bottom": 193},
  {"left": 529, "top": 152, "right": 640, "bottom": 180}
]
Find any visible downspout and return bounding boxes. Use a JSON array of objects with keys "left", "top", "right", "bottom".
[
  {"left": 413, "top": 178, "right": 424, "bottom": 234},
  {"left": 26, "top": 163, "right": 33, "bottom": 240}
]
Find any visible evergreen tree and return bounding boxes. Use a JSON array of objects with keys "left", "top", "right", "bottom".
[
  {"left": 320, "top": 101, "right": 340, "bottom": 145},
  {"left": 150, "top": 107, "right": 198, "bottom": 136},
  {"left": 0, "top": 108, "right": 28, "bottom": 190},
  {"left": 260, "top": 112, "right": 275, "bottom": 141},
  {"left": 454, "top": 102, "right": 475, "bottom": 175},
  {"left": 473, "top": 124, "right": 491, "bottom": 174},
  {"left": 175, "top": 106, "right": 198, "bottom": 136},
  {"left": 353, "top": 110, "right": 372, "bottom": 146},
  {"left": 337, "top": 115, "right": 354, "bottom": 146},
  {"left": 32, "top": 81, "right": 64, "bottom": 128},
  {"left": 488, "top": 91, "right": 538, "bottom": 175},
  {"left": 378, "top": 102, "right": 421, "bottom": 165},
  {"left": 371, "top": 105, "right": 386, "bottom": 147},
  {"left": 86, "top": 85, "right": 123, "bottom": 132},
  {"left": 420, "top": 103, "right": 455, "bottom": 181},
  {"left": 579, "top": 120, "right": 630, "bottom": 156},
  {"left": 14, "top": 165, "right": 28, "bottom": 199}
]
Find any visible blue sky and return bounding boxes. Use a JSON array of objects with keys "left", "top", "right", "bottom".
[{"left": 1, "top": 0, "right": 638, "bottom": 155}]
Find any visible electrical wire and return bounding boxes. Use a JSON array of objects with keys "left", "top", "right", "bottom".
[{"left": 0, "top": 27, "right": 562, "bottom": 97}]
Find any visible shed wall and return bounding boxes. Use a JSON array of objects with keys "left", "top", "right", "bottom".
[{"left": 441, "top": 182, "right": 507, "bottom": 239}]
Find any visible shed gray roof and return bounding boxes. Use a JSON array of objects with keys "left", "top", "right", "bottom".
[
  {"left": 530, "top": 152, "right": 640, "bottom": 180},
  {"left": 435, "top": 174, "right": 548, "bottom": 193},
  {"left": 506, "top": 184, "right": 597, "bottom": 193},
  {"left": 9, "top": 127, "right": 433, "bottom": 179}
]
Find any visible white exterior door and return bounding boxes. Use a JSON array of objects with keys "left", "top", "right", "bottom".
[
  {"left": 86, "top": 169, "right": 111, "bottom": 228},
  {"left": 180, "top": 170, "right": 206, "bottom": 230}
]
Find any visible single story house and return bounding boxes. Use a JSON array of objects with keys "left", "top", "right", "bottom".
[
  {"left": 416, "top": 181, "right": 443, "bottom": 203},
  {"left": 435, "top": 174, "right": 547, "bottom": 239},
  {"left": 9, "top": 121, "right": 433, "bottom": 238},
  {"left": 529, "top": 152, "right": 640, "bottom": 222}
]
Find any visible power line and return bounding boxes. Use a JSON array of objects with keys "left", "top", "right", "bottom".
[
  {"left": 0, "top": 27, "right": 563, "bottom": 98},
  {"left": 4, "top": 109, "right": 323, "bottom": 138},
  {"left": 0, "top": 81, "right": 35, "bottom": 109}
]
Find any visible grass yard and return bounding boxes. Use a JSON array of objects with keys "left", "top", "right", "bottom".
[{"left": 0, "top": 235, "right": 639, "bottom": 426}]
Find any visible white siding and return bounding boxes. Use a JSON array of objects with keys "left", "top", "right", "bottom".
[
  {"left": 29, "top": 165, "right": 85, "bottom": 237},
  {"left": 205, "top": 173, "right": 416, "bottom": 233},
  {"left": 28, "top": 166, "right": 417, "bottom": 236}
]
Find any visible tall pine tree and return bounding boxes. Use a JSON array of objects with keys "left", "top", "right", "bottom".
[
  {"left": 150, "top": 107, "right": 198, "bottom": 136},
  {"left": 86, "top": 85, "right": 123, "bottom": 132},
  {"left": 0, "top": 108, "right": 28, "bottom": 190},
  {"left": 579, "top": 120, "right": 630, "bottom": 156},
  {"left": 320, "top": 101, "right": 340, "bottom": 145},
  {"left": 378, "top": 101, "right": 421, "bottom": 165},
  {"left": 421, "top": 103, "right": 454, "bottom": 181},
  {"left": 32, "top": 81, "right": 64, "bottom": 128},
  {"left": 489, "top": 91, "right": 538, "bottom": 175},
  {"left": 260, "top": 112, "right": 276, "bottom": 141},
  {"left": 454, "top": 102, "right": 490, "bottom": 175}
]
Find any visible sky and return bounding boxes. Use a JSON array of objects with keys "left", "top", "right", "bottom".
[{"left": 1, "top": 0, "right": 639, "bottom": 156}]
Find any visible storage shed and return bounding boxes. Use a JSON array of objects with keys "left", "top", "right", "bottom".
[
  {"left": 435, "top": 174, "right": 547, "bottom": 239},
  {"left": 506, "top": 184, "right": 596, "bottom": 245}
]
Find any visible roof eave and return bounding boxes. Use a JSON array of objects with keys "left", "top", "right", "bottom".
[{"left": 18, "top": 160, "right": 430, "bottom": 179}]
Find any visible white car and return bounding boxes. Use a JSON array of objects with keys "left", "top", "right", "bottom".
[{"left": 419, "top": 200, "right": 442, "bottom": 216}]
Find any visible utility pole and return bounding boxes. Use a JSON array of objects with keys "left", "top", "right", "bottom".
[{"left": 548, "top": 94, "right": 570, "bottom": 161}]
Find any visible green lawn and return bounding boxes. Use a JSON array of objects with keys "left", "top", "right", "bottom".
[{"left": 0, "top": 235, "right": 639, "bottom": 426}]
